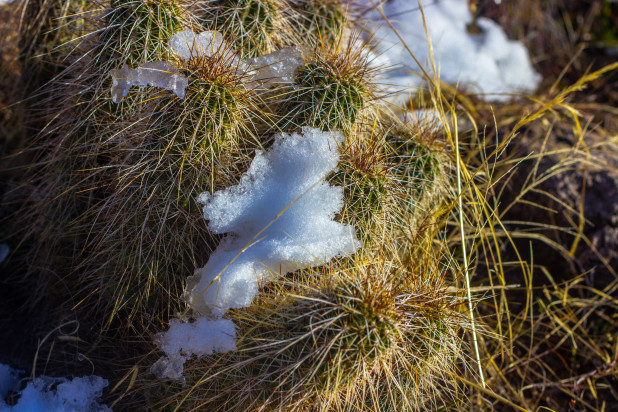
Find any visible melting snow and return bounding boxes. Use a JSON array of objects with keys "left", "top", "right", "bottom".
[
  {"left": 0, "top": 364, "right": 110, "bottom": 412},
  {"left": 110, "top": 61, "right": 188, "bottom": 103},
  {"left": 152, "top": 128, "right": 360, "bottom": 378},
  {"left": 110, "top": 30, "right": 304, "bottom": 101},
  {"left": 245, "top": 47, "right": 304, "bottom": 85},
  {"left": 364, "top": 0, "right": 541, "bottom": 103}
]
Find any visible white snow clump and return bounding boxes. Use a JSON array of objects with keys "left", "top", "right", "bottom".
[
  {"left": 0, "top": 364, "right": 110, "bottom": 412},
  {"left": 110, "top": 29, "right": 304, "bottom": 102},
  {"left": 152, "top": 127, "right": 360, "bottom": 379},
  {"left": 363, "top": 0, "right": 541, "bottom": 103},
  {"left": 151, "top": 318, "right": 236, "bottom": 380},
  {"left": 185, "top": 127, "right": 360, "bottom": 316}
]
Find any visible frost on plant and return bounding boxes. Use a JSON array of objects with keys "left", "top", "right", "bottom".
[
  {"left": 0, "top": 364, "right": 110, "bottom": 412},
  {"left": 364, "top": 0, "right": 541, "bottom": 102},
  {"left": 153, "top": 128, "right": 361, "bottom": 379},
  {"left": 110, "top": 62, "right": 188, "bottom": 103}
]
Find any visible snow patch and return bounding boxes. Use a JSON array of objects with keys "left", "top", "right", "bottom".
[
  {"left": 153, "top": 128, "right": 360, "bottom": 378},
  {"left": 151, "top": 318, "right": 237, "bottom": 380},
  {"left": 185, "top": 127, "right": 360, "bottom": 316},
  {"left": 364, "top": 0, "right": 541, "bottom": 103},
  {"left": 0, "top": 364, "right": 110, "bottom": 412}
]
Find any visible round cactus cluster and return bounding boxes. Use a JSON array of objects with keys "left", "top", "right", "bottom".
[{"left": 2, "top": 0, "right": 469, "bottom": 410}]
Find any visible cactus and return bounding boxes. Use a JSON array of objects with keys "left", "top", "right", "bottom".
[
  {"left": 278, "top": 40, "right": 375, "bottom": 133},
  {"left": 150, "top": 255, "right": 466, "bottom": 411},
  {"left": 2, "top": 0, "right": 467, "bottom": 409}
]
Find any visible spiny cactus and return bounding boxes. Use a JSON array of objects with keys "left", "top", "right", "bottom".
[
  {"left": 279, "top": 39, "right": 375, "bottom": 133},
  {"left": 331, "top": 118, "right": 445, "bottom": 244},
  {"left": 150, "top": 254, "right": 466, "bottom": 411},
  {"left": 2, "top": 0, "right": 468, "bottom": 409},
  {"left": 291, "top": 0, "right": 359, "bottom": 46},
  {"left": 196, "top": 0, "right": 293, "bottom": 58}
]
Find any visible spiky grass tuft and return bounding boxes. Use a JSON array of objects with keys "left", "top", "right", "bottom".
[{"left": 149, "top": 252, "right": 467, "bottom": 411}]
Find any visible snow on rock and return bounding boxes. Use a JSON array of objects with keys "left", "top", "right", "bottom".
[
  {"left": 152, "top": 128, "right": 360, "bottom": 379},
  {"left": 0, "top": 364, "right": 110, "bottom": 412},
  {"left": 110, "top": 61, "right": 188, "bottom": 103},
  {"left": 185, "top": 127, "right": 360, "bottom": 316},
  {"left": 363, "top": 0, "right": 541, "bottom": 103},
  {"left": 245, "top": 47, "right": 304, "bottom": 85}
]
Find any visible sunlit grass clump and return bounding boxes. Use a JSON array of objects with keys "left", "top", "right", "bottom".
[{"left": 151, "top": 254, "right": 466, "bottom": 411}]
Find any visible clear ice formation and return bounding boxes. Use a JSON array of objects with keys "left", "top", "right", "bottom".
[
  {"left": 363, "top": 0, "right": 541, "bottom": 103},
  {"left": 152, "top": 128, "right": 360, "bottom": 378},
  {"left": 110, "top": 61, "right": 188, "bottom": 103},
  {"left": 0, "top": 364, "right": 110, "bottom": 412},
  {"left": 245, "top": 47, "right": 304, "bottom": 85},
  {"left": 110, "top": 29, "right": 304, "bottom": 101},
  {"left": 169, "top": 29, "right": 228, "bottom": 61}
]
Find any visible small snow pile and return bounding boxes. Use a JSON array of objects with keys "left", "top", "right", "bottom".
[
  {"left": 152, "top": 128, "right": 360, "bottom": 379},
  {"left": 0, "top": 364, "right": 20, "bottom": 404},
  {"left": 0, "top": 364, "right": 110, "bottom": 412},
  {"left": 151, "top": 318, "right": 237, "bottom": 380},
  {"left": 110, "top": 30, "right": 304, "bottom": 102},
  {"left": 364, "top": 0, "right": 541, "bottom": 102}
]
